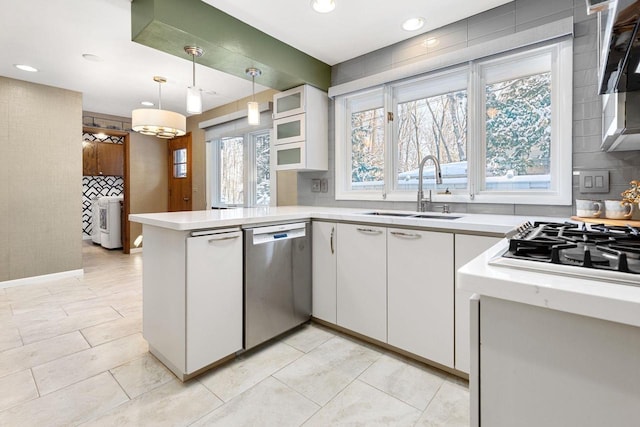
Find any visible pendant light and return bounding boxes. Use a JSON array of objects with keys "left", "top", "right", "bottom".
[
  {"left": 132, "top": 76, "right": 186, "bottom": 139},
  {"left": 184, "top": 46, "right": 204, "bottom": 114},
  {"left": 246, "top": 67, "right": 262, "bottom": 125}
]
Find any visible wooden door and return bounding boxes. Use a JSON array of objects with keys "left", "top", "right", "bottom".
[
  {"left": 82, "top": 141, "right": 97, "bottom": 175},
  {"left": 168, "top": 132, "right": 192, "bottom": 212}
]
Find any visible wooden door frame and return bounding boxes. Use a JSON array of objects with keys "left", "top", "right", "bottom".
[{"left": 83, "top": 126, "right": 130, "bottom": 254}]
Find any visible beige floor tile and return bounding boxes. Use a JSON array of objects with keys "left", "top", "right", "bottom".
[
  {"left": 0, "top": 326, "right": 22, "bottom": 353},
  {"left": 0, "top": 372, "right": 129, "bottom": 426},
  {"left": 80, "top": 379, "right": 222, "bottom": 427},
  {"left": 4, "top": 284, "right": 51, "bottom": 302},
  {"left": 0, "top": 331, "right": 89, "bottom": 378},
  {"left": 415, "top": 380, "right": 470, "bottom": 427},
  {"left": 81, "top": 314, "right": 142, "bottom": 346},
  {"left": 303, "top": 379, "right": 422, "bottom": 427},
  {"left": 8, "top": 306, "right": 68, "bottom": 327},
  {"left": 192, "top": 376, "right": 319, "bottom": 427},
  {"left": 358, "top": 353, "right": 447, "bottom": 410},
  {"left": 110, "top": 353, "right": 175, "bottom": 399},
  {"left": 10, "top": 287, "right": 98, "bottom": 315},
  {"left": 0, "top": 369, "right": 38, "bottom": 411},
  {"left": 274, "top": 335, "right": 382, "bottom": 406},
  {"left": 198, "top": 342, "right": 304, "bottom": 402},
  {"left": 32, "top": 333, "right": 148, "bottom": 395},
  {"left": 19, "top": 305, "right": 122, "bottom": 344},
  {"left": 283, "top": 323, "right": 336, "bottom": 353}
]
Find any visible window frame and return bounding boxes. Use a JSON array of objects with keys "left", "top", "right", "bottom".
[
  {"left": 210, "top": 128, "right": 273, "bottom": 208},
  {"left": 334, "top": 38, "right": 573, "bottom": 205}
]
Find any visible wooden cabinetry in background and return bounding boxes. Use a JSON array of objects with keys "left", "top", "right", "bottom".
[{"left": 82, "top": 141, "right": 123, "bottom": 176}]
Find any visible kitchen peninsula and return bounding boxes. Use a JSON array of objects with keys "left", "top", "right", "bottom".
[{"left": 130, "top": 206, "right": 547, "bottom": 380}]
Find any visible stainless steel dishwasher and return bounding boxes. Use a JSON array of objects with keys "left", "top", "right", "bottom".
[{"left": 243, "top": 221, "right": 311, "bottom": 350}]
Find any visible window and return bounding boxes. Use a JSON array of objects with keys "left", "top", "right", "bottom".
[
  {"left": 335, "top": 39, "right": 572, "bottom": 205},
  {"left": 211, "top": 130, "right": 271, "bottom": 207}
]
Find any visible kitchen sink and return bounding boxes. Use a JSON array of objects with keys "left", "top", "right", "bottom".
[
  {"left": 361, "top": 212, "right": 416, "bottom": 217},
  {"left": 360, "top": 212, "right": 462, "bottom": 220},
  {"left": 411, "top": 214, "right": 462, "bottom": 220}
]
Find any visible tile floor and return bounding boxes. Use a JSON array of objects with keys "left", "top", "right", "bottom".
[{"left": 0, "top": 241, "right": 470, "bottom": 426}]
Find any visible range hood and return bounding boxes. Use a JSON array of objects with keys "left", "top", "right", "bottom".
[{"left": 596, "top": 0, "right": 640, "bottom": 151}]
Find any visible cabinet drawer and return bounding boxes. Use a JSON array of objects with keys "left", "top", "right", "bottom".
[{"left": 274, "top": 114, "right": 305, "bottom": 145}]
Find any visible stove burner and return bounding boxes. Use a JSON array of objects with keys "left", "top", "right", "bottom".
[
  {"left": 563, "top": 248, "right": 609, "bottom": 266},
  {"left": 502, "top": 221, "right": 640, "bottom": 277}
]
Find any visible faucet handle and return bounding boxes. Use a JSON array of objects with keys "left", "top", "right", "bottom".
[{"left": 434, "top": 204, "right": 450, "bottom": 214}]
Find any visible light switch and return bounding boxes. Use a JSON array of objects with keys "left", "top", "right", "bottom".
[{"left": 578, "top": 170, "right": 610, "bottom": 194}]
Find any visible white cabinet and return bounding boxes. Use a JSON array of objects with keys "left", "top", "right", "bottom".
[
  {"left": 336, "top": 223, "right": 387, "bottom": 342},
  {"left": 312, "top": 221, "right": 337, "bottom": 323},
  {"left": 454, "top": 234, "right": 500, "bottom": 374},
  {"left": 186, "top": 230, "right": 243, "bottom": 373},
  {"left": 142, "top": 225, "right": 243, "bottom": 380},
  {"left": 272, "top": 84, "right": 328, "bottom": 171},
  {"left": 388, "top": 228, "right": 454, "bottom": 367}
]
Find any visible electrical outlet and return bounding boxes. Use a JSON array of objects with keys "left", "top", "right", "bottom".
[
  {"left": 578, "top": 170, "right": 610, "bottom": 194},
  {"left": 311, "top": 179, "right": 321, "bottom": 192},
  {"left": 320, "top": 179, "right": 328, "bottom": 193}
]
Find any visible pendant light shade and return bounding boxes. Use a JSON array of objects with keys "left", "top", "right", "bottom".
[
  {"left": 246, "top": 67, "right": 262, "bottom": 125},
  {"left": 132, "top": 76, "right": 186, "bottom": 139},
  {"left": 184, "top": 46, "right": 204, "bottom": 114}
]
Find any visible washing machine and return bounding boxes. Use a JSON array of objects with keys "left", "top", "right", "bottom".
[
  {"left": 91, "top": 198, "right": 102, "bottom": 245},
  {"left": 98, "top": 196, "right": 123, "bottom": 249}
]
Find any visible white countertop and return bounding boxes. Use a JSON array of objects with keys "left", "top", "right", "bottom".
[
  {"left": 458, "top": 240, "right": 640, "bottom": 327},
  {"left": 129, "top": 206, "right": 540, "bottom": 235}
]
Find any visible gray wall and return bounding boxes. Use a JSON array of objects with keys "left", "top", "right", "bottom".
[
  {"left": 297, "top": 0, "right": 640, "bottom": 218},
  {"left": 0, "top": 77, "right": 83, "bottom": 282}
]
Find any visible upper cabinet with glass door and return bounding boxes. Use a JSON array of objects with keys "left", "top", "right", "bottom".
[
  {"left": 273, "top": 85, "right": 305, "bottom": 119},
  {"left": 272, "top": 84, "right": 328, "bottom": 171}
]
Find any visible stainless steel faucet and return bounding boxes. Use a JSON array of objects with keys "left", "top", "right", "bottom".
[{"left": 417, "top": 155, "right": 443, "bottom": 212}]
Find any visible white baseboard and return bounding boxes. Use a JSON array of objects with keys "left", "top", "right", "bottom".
[
  {"left": 82, "top": 235, "right": 93, "bottom": 241},
  {"left": 0, "top": 269, "right": 85, "bottom": 289},
  {"left": 129, "top": 247, "right": 143, "bottom": 254}
]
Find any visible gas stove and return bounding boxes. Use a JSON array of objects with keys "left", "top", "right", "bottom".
[{"left": 490, "top": 221, "right": 640, "bottom": 286}]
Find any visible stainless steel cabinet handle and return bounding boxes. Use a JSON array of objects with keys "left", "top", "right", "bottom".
[
  {"left": 208, "top": 235, "right": 239, "bottom": 243},
  {"left": 356, "top": 227, "right": 382, "bottom": 235},
  {"left": 183, "top": 197, "right": 190, "bottom": 202},
  {"left": 390, "top": 231, "right": 421, "bottom": 239},
  {"left": 330, "top": 226, "right": 335, "bottom": 254}
]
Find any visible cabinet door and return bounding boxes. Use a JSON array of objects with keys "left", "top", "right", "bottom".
[
  {"left": 82, "top": 141, "right": 97, "bottom": 175},
  {"left": 336, "top": 223, "right": 386, "bottom": 342},
  {"left": 312, "top": 222, "right": 337, "bottom": 323},
  {"left": 186, "top": 230, "right": 243, "bottom": 373},
  {"left": 273, "top": 85, "right": 305, "bottom": 119},
  {"left": 454, "top": 234, "right": 501, "bottom": 373},
  {"left": 96, "top": 142, "right": 123, "bottom": 176},
  {"left": 274, "top": 114, "right": 305, "bottom": 145},
  {"left": 388, "top": 228, "right": 454, "bottom": 367}
]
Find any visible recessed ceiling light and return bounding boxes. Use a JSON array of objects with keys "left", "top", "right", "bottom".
[
  {"left": 14, "top": 64, "right": 38, "bottom": 72},
  {"left": 311, "top": 0, "right": 335, "bottom": 13},
  {"left": 82, "top": 53, "right": 103, "bottom": 62},
  {"left": 402, "top": 17, "right": 425, "bottom": 31},
  {"left": 141, "top": 101, "right": 154, "bottom": 107}
]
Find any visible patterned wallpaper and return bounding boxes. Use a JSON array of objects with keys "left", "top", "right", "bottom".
[
  {"left": 82, "top": 176, "right": 124, "bottom": 238},
  {"left": 82, "top": 132, "right": 125, "bottom": 238}
]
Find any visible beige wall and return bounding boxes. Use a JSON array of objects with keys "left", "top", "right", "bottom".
[
  {"left": 186, "top": 89, "right": 298, "bottom": 209},
  {"left": 0, "top": 77, "right": 82, "bottom": 282},
  {"left": 128, "top": 132, "right": 168, "bottom": 249}
]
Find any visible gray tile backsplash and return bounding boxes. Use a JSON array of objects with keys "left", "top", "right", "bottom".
[{"left": 297, "top": 0, "right": 640, "bottom": 218}]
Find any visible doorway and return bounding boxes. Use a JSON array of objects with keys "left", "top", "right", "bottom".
[{"left": 168, "top": 132, "right": 193, "bottom": 212}]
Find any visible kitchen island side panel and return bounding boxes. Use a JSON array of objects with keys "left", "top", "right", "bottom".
[
  {"left": 142, "top": 225, "right": 188, "bottom": 373},
  {"left": 480, "top": 296, "right": 640, "bottom": 427}
]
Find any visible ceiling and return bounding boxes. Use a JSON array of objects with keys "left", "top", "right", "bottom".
[{"left": 0, "top": 0, "right": 510, "bottom": 119}]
